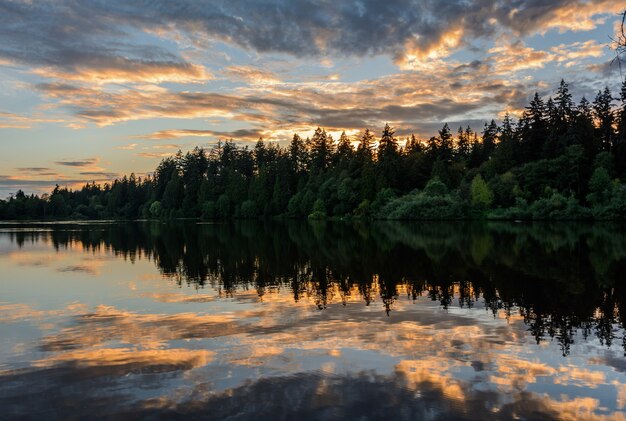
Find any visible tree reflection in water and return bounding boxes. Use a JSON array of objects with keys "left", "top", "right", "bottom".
[{"left": 6, "top": 220, "right": 626, "bottom": 356}]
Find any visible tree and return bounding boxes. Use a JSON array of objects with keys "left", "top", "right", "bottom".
[
  {"left": 521, "top": 92, "right": 548, "bottom": 161},
  {"left": 593, "top": 87, "right": 615, "bottom": 151},
  {"left": 289, "top": 133, "right": 307, "bottom": 174},
  {"left": 162, "top": 172, "right": 183, "bottom": 212},
  {"left": 482, "top": 120, "right": 498, "bottom": 161},
  {"left": 149, "top": 201, "right": 163, "bottom": 218},
  {"left": 378, "top": 123, "right": 398, "bottom": 159},
  {"left": 356, "top": 128, "right": 375, "bottom": 162},
  {"left": 470, "top": 175, "right": 493, "bottom": 209},
  {"left": 310, "top": 127, "right": 331, "bottom": 171},
  {"left": 493, "top": 113, "right": 517, "bottom": 170},
  {"left": 336, "top": 131, "right": 354, "bottom": 165},
  {"left": 586, "top": 167, "right": 612, "bottom": 206},
  {"left": 456, "top": 126, "right": 470, "bottom": 161},
  {"left": 437, "top": 123, "right": 454, "bottom": 162},
  {"left": 554, "top": 79, "right": 574, "bottom": 130}
]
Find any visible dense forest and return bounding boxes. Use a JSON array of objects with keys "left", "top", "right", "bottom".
[{"left": 3, "top": 79, "right": 626, "bottom": 221}]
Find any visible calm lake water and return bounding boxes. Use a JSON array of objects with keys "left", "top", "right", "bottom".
[{"left": 1, "top": 221, "right": 626, "bottom": 420}]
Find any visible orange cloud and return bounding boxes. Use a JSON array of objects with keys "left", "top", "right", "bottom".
[
  {"left": 32, "top": 60, "right": 211, "bottom": 85},
  {"left": 223, "top": 65, "right": 280, "bottom": 85}
]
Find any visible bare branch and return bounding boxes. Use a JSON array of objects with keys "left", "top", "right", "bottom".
[{"left": 610, "top": 10, "right": 626, "bottom": 76}]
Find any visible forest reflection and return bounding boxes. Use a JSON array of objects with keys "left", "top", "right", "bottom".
[{"left": 4, "top": 220, "right": 626, "bottom": 355}]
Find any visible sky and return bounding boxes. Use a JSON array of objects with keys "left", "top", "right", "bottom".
[{"left": 0, "top": 0, "right": 624, "bottom": 197}]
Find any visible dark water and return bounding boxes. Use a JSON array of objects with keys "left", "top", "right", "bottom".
[{"left": 1, "top": 221, "right": 626, "bottom": 420}]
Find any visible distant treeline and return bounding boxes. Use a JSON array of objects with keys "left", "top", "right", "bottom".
[{"left": 3, "top": 79, "right": 626, "bottom": 221}]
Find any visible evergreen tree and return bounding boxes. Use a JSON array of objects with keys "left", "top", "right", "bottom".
[
  {"left": 377, "top": 123, "right": 400, "bottom": 188},
  {"left": 437, "top": 123, "right": 454, "bottom": 162},
  {"left": 593, "top": 87, "right": 615, "bottom": 151},
  {"left": 356, "top": 128, "right": 375, "bottom": 163},
  {"left": 310, "top": 127, "right": 331, "bottom": 171},
  {"left": 521, "top": 92, "right": 548, "bottom": 161},
  {"left": 456, "top": 126, "right": 470, "bottom": 160},
  {"left": 289, "top": 133, "right": 307, "bottom": 174},
  {"left": 336, "top": 131, "right": 354, "bottom": 166},
  {"left": 555, "top": 79, "right": 574, "bottom": 129},
  {"left": 481, "top": 120, "right": 498, "bottom": 162}
]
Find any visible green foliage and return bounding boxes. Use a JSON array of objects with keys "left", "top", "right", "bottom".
[
  {"left": 423, "top": 177, "right": 448, "bottom": 197},
  {"left": 149, "top": 201, "right": 163, "bottom": 218},
  {"left": 308, "top": 198, "right": 327, "bottom": 220},
  {"left": 527, "top": 192, "right": 591, "bottom": 220},
  {"left": 378, "top": 182, "right": 464, "bottom": 220},
  {"left": 586, "top": 167, "right": 612, "bottom": 206},
  {"left": 470, "top": 175, "right": 493, "bottom": 209},
  {"left": 240, "top": 200, "right": 258, "bottom": 218}
]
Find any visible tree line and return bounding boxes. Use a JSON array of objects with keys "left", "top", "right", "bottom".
[{"left": 3, "top": 79, "right": 626, "bottom": 220}]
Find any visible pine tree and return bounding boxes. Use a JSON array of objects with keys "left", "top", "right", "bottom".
[
  {"left": 377, "top": 123, "right": 400, "bottom": 188},
  {"left": 310, "top": 127, "right": 330, "bottom": 171},
  {"left": 357, "top": 128, "right": 375, "bottom": 162},
  {"left": 289, "top": 133, "right": 307, "bottom": 174},
  {"left": 378, "top": 123, "right": 398, "bottom": 161},
  {"left": 437, "top": 123, "right": 454, "bottom": 162},
  {"left": 336, "top": 131, "right": 354, "bottom": 164},
  {"left": 593, "top": 87, "right": 615, "bottom": 151},
  {"left": 482, "top": 119, "right": 498, "bottom": 161},
  {"left": 456, "top": 126, "right": 470, "bottom": 160},
  {"left": 521, "top": 92, "right": 548, "bottom": 161},
  {"left": 405, "top": 134, "right": 422, "bottom": 154},
  {"left": 555, "top": 79, "right": 574, "bottom": 129},
  {"left": 493, "top": 113, "right": 517, "bottom": 169}
]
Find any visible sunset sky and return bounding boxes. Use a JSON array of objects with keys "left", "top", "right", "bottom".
[{"left": 0, "top": 0, "right": 624, "bottom": 197}]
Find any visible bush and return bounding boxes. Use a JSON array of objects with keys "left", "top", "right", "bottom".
[
  {"left": 240, "top": 200, "right": 258, "bottom": 218},
  {"left": 308, "top": 198, "right": 327, "bottom": 220},
  {"left": 149, "top": 201, "right": 162, "bottom": 218},
  {"left": 377, "top": 189, "right": 465, "bottom": 220},
  {"left": 592, "top": 184, "right": 626, "bottom": 219},
  {"left": 353, "top": 199, "right": 371, "bottom": 218},
  {"left": 528, "top": 192, "right": 590, "bottom": 220},
  {"left": 423, "top": 178, "right": 448, "bottom": 197}
]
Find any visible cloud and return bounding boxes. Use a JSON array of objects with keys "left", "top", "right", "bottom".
[
  {"left": 4, "top": 0, "right": 617, "bottom": 146},
  {"left": 0, "top": 1, "right": 212, "bottom": 84},
  {"left": 35, "top": 62, "right": 538, "bottom": 140},
  {"left": 0, "top": 111, "right": 65, "bottom": 129},
  {"left": 0, "top": 0, "right": 618, "bottom": 79},
  {"left": 32, "top": 60, "right": 211, "bottom": 85},
  {"left": 137, "top": 128, "right": 264, "bottom": 141},
  {"left": 489, "top": 40, "right": 555, "bottom": 73},
  {"left": 15, "top": 167, "right": 57, "bottom": 176},
  {"left": 79, "top": 171, "right": 120, "bottom": 179},
  {"left": 138, "top": 152, "right": 174, "bottom": 159},
  {"left": 54, "top": 158, "right": 99, "bottom": 167},
  {"left": 223, "top": 65, "right": 280, "bottom": 85}
]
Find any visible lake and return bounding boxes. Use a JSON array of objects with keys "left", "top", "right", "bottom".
[{"left": 1, "top": 221, "right": 625, "bottom": 420}]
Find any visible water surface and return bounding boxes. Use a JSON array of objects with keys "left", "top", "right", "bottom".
[{"left": 1, "top": 221, "right": 626, "bottom": 420}]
